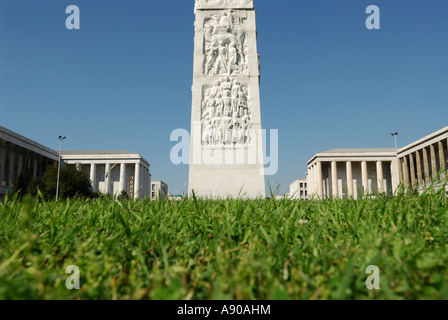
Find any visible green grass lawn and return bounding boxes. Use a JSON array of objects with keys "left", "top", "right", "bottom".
[{"left": 0, "top": 188, "right": 447, "bottom": 300}]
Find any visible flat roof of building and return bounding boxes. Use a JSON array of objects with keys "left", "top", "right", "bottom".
[
  {"left": 62, "top": 150, "right": 150, "bottom": 166},
  {"left": 307, "top": 148, "right": 396, "bottom": 165},
  {"left": 320, "top": 148, "right": 396, "bottom": 154},
  {"left": 151, "top": 180, "right": 167, "bottom": 185},
  {"left": 62, "top": 150, "right": 136, "bottom": 156}
]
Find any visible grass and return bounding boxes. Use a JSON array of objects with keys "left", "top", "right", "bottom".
[{"left": 0, "top": 187, "right": 447, "bottom": 300}]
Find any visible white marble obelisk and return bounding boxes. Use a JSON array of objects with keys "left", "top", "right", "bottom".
[{"left": 189, "top": 0, "right": 265, "bottom": 198}]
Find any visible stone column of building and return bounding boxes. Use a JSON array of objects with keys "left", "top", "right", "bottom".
[
  {"left": 307, "top": 167, "right": 311, "bottom": 196},
  {"left": 144, "top": 167, "right": 147, "bottom": 197},
  {"left": 346, "top": 161, "right": 353, "bottom": 198},
  {"left": 312, "top": 165, "right": 317, "bottom": 196},
  {"left": 147, "top": 168, "right": 150, "bottom": 197},
  {"left": 409, "top": 153, "right": 416, "bottom": 188},
  {"left": 331, "top": 161, "right": 338, "bottom": 198},
  {"left": 446, "top": 138, "right": 448, "bottom": 172},
  {"left": 11, "top": 145, "right": 19, "bottom": 186},
  {"left": 446, "top": 137, "right": 448, "bottom": 170},
  {"left": 403, "top": 156, "right": 410, "bottom": 188},
  {"left": 376, "top": 161, "right": 384, "bottom": 194},
  {"left": 422, "top": 147, "right": 431, "bottom": 186},
  {"left": 398, "top": 158, "right": 404, "bottom": 183},
  {"left": 0, "top": 138, "right": 3, "bottom": 184},
  {"left": 105, "top": 163, "right": 111, "bottom": 195},
  {"left": 29, "top": 152, "right": 36, "bottom": 178},
  {"left": 148, "top": 170, "right": 151, "bottom": 199},
  {"left": 316, "top": 161, "right": 323, "bottom": 198},
  {"left": 147, "top": 168, "right": 151, "bottom": 197},
  {"left": 3, "top": 142, "right": 11, "bottom": 186},
  {"left": 16, "top": 147, "right": 23, "bottom": 178},
  {"left": 415, "top": 151, "right": 423, "bottom": 187},
  {"left": 391, "top": 159, "right": 400, "bottom": 194},
  {"left": 36, "top": 154, "right": 42, "bottom": 177},
  {"left": 120, "top": 163, "right": 126, "bottom": 195},
  {"left": 306, "top": 167, "right": 311, "bottom": 196},
  {"left": 90, "top": 164, "right": 97, "bottom": 192},
  {"left": 361, "top": 161, "right": 368, "bottom": 195},
  {"left": 143, "top": 167, "right": 147, "bottom": 197},
  {"left": 438, "top": 141, "right": 445, "bottom": 180},
  {"left": 430, "top": 144, "right": 437, "bottom": 181},
  {"left": 12, "top": 145, "right": 20, "bottom": 188},
  {"left": 24, "top": 149, "right": 29, "bottom": 176},
  {"left": 143, "top": 168, "right": 146, "bottom": 197},
  {"left": 134, "top": 162, "right": 141, "bottom": 199}
]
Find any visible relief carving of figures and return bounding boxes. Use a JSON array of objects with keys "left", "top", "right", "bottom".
[
  {"left": 201, "top": 77, "right": 254, "bottom": 148},
  {"left": 203, "top": 10, "right": 248, "bottom": 76}
]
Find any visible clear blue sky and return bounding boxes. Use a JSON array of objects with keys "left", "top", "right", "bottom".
[{"left": 1, "top": 0, "right": 447, "bottom": 195}]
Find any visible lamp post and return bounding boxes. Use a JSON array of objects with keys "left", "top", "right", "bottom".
[
  {"left": 56, "top": 136, "right": 66, "bottom": 201},
  {"left": 391, "top": 132, "right": 399, "bottom": 155}
]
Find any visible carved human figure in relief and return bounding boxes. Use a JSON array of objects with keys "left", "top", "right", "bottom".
[
  {"left": 202, "top": 120, "right": 213, "bottom": 145},
  {"left": 210, "top": 80, "right": 222, "bottom": 98},
  {"left": 232, "top": 122, "right": 245, "bottom": 146},
  {"left": 222, "top": 111, "right": 233, "bottom": 145},
  {"left": 241, "top": 109, "right": 251, "bottom": 129},
  {"left": 228, "top": 41, "right": 239, "bottom": 75},
  {"left": 245, "top": 122, "right": 254, "bottom": 146},
  {"left": 238, "top": 87, "right": 248, "bottom": 116},
  {"left": 214, "top": 41, "right": 228, "bottom": 75},
  {"left": 212, "top": 113, "right": 223, "bottom": 146},
  {"left": 204, "top": 40, "right": 217, "bottom": 75}
]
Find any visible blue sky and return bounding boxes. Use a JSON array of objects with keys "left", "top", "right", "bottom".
[{"left": 1, "top": 0, "right": 447, "bottom": 195}]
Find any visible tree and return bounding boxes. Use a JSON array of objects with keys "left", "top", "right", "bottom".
[{"left": 27, "top": 164, "right": 93, "bottom": 200}]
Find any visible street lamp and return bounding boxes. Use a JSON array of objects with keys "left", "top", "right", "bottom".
[
  {"left": 391, "top": 132, "right": 399, "bottom": 155},
  {"left": 56, "top": 136, "right": 66, "bottom": 201}
]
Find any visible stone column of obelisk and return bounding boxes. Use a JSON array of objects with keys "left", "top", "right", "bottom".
[{"left": 189, "top": 0, "right": 265, "bottom": 198}]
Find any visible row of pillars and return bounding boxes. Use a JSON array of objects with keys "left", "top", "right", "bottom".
[
  {"left": 399, "top": 139, "right": 447, "bottom": 189},
  {"left": 0, "top": 138, "right": 54, "bottom": 189},
  {"left": 87, "top": 162, "right": 150, "bottom": 199},
  {"left": 308, "top": 160, "right": 389, "bottom": 198}
]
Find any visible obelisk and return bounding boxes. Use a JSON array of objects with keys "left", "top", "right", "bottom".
[{"left": 189, "top": 0, "right": 265, "bottom": 198}]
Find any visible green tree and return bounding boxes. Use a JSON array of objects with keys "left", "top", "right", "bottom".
[{"left": 27, "top": 164, "right": 93, "bottom": 200}]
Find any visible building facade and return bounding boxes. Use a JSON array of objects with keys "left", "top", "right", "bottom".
[
  {"left": 397, "top": 126, "right": 448, "bottom": 192},
  {"left": 289, "top": 179, "right": 308, "bottom": 200},
  {"left": 151, "top": 180, "right": 168, "bottom": 200},
  {"left": 307, "top": 149, "right": 399, "bottom": 199},
  {"left": 61, "top": 151, "right": 151, "bottom": 199},
  {"left": 0, "top": 125, "right": 58, "bottom": 197},
  {"left": 306, "top": 127, "right": 448, "bottom": 199}
]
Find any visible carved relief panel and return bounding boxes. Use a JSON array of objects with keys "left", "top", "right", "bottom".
[
  {"left": 203, "top": 10, "right": 249, "bottom": 76},
  {"left": 200, "top": 77, "right": 254, "bottom": 148}
]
